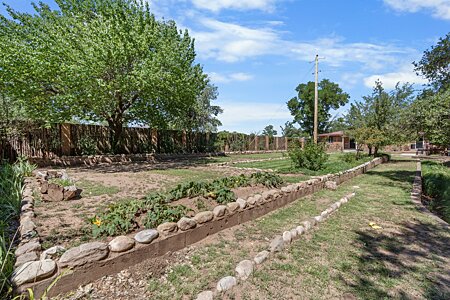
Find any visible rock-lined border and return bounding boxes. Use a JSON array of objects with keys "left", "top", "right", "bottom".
[
  {"left": 411, "top": 160, "right": 449, "bottom": 227},
  {"left": 195, "top": 192, "right": 357, "bottom": 299},
  {"left": 16, "top": 156, "right": 387, "bottom": 298}
]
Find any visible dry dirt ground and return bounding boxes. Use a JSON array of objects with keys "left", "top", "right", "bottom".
[
  {"left": 55, "top": 159, "right": 450, "bottom": 300},
  {"left": 34, "top": 158, "right": 276, "bottom": 249}
]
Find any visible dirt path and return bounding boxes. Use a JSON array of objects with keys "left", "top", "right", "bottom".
[{"left": 56, "top": 159, "right": 450, "bottom": 300}]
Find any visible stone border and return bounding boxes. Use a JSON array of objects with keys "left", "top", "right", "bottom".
[
  {"left": 13, "top": 179, "right": 43, "bottom": 269},
  {"left": 411, "top": 160, "right": 449, "bottom": 227},
  {"left": 195, "top": 192, "right": 357, "bottom": 299},
  {"left": 16, "top": 156, "right": 387, "bottom": 298}
]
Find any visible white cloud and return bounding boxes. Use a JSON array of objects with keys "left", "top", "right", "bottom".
[
  {"left": 363, "top": 65, "right": 429, "bottom": 89},
  {"left": 218, "top": 101, "right": 291, "bottom": 125},
  {"left": 191, "top": 18, "right": 415, "bottom": 70},
  {"left": 208, "top": 72, "right": 254, "bottom": 83},
  {"left": 191, "top": 0, "right": 276, "bottom": 12},
  {"left": 384, "top": 0, "right": 450, "bottom": 20}
]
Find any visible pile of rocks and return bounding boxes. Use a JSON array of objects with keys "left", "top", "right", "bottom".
[
  {"left": 37, "top": 170, "right": 82, "bottom": 201},
  {"left": 195, "top": 192, "right": 357, "bottom": 299}
]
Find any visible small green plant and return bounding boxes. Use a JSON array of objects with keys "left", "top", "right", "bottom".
[
  {"left": 13, "top": 156, "right": 37, "bottom": 177},
  {"left": 49, "top": 178, "right": 73, "bottom": 187},
  {"left": 78, "top": 136, "right": 97, "bottom": 156},
  {"left": 195, "top": 199, "right": 207, "bottom": 211},
  {"left": 288, "top": 141, "right": 328, "bottom": 171},
  {"left": 340, "top": 152, "right": 357, "bottom": 163}
]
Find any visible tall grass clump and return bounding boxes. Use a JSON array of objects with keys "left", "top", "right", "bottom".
[
  {"left": 422, "top": 160, "right": 450, "bottom": 223},
  {"left": 0, "top": 158, "right": 36, "bottom": 298}
]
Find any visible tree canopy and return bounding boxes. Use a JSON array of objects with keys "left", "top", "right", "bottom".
[
  {"left": 414, "top": 32, "right": 450, "bottom": 91},
  {"left": 345, "top": 80, "right": 415, "bottom": 155},
  {"left": 262, "top": 125, "right": 278, "bottom": 137},
  {"left": 0, "top": 0, "right": 209, "bottom": 151},
  {"left": 287, "top": 79, "right": 349, "bottom": 137}
]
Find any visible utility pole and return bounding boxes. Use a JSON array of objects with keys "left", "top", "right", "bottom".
[{"left": 314, "top": 54, "right": 319, "bottom": 144}]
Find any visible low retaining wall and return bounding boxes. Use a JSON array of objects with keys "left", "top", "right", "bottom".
[{"left": 16, "top": 157, "right": 387, "bottom": 298}]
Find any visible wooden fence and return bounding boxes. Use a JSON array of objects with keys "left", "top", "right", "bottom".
[{"left": 0, "top": 123, "right": 301, "bottom": 161}]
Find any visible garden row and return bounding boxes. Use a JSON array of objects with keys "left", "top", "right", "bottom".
[{"left": 14, "top": 156, "right": 387, "bottom": 298}]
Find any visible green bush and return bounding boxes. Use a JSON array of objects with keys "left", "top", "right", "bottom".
[
  {"left": 422, "top": 161, "right": 450, "bottom": 223},
  {"left": 340, "top": 152, "right": 356, "bottom": 163},
  {"left": 78, "top": 136, "right": 97, "bottom": 155},
  {"left": 288, "top": 141, "right": 328, "bottom": 171}
]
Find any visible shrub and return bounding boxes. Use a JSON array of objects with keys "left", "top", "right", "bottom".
[
  {"left": 340, "top": 152, "right": 357, "bottom": 163},
  {"left": 422, "top": 161, "right": 450, "bottom": 223},
  {"left": 288, "top": 141, "right": 328, "bottom": 171},
  {"left": 78, "top": 136, "right": 97, "bottom": 155}
]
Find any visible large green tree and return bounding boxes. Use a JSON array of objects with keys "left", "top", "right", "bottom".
[
  {"left": 346, "top": 81, "right": 415, "bottom": 155},
  {"left": 402, "top": 90, "right": 450, "bottom": 148},
  {"left": 0, "top": 0, "right": 207, "bottom": 152},
  {"left": 262, "top": 125, "right": 278, "bottom": 137},
  {"left": 287, "top": 79, "right": 349, "bottom": 137},
  {"left": 414, "top": 32, "right": 450, "bottom": 91}
]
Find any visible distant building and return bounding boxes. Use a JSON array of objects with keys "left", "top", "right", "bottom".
[{"left": 318, "top": 131, "right": 356, "bottom": 151}]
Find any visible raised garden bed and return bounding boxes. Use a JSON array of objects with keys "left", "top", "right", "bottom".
[{"left": 11, "top": 156, "right": 387, "bottom": 298}]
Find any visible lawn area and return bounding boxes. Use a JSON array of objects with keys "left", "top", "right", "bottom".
[
  {"left": 131, "top": 159, "right": 450, "bottom": 300},
  {"left": 234, "top": 152, "right": 373, "bottom": 176}
]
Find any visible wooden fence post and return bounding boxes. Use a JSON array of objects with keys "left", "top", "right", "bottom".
[
  {"left": 61, "top": 123, "right": 72, "bottom": 156},
  {"left": 254, "top": 136, "right": 259, "bottom": 151},
  {"left": 275, "top": 137, "right": 279, "bottom": 150},
  {"left": 265, "top": 136, "right": 269, "bottom": 151},
  {"left": 285, "top": 137, "right": 288, "bottom": 150},
  {"left": 151, "top": 129, "right": 158, "bottom": 153}
]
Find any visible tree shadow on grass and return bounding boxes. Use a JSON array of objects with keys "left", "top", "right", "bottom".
[{"left": 341, "top": 221, "right": 450, "bottom": 299}]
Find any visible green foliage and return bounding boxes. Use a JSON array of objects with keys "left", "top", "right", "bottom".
[
  {"left": 0, "top": 0, "right": 207, "bottom": 151},
  {"left": 401, "top": 90, "right": 450, "bottom": 148},
  {"left": 288, "top": 141, "right": 328, "bottom": 171},
  {"left": 49, "top": 178, "right": 73, "bottom": 187},
  {"left": 92, "top": 195, "right": 188, "bottom": 237},
  {"left": 0, "top": 160, "right": 30, "bottom": 298},
  {"left": 262, "top": 125, "right": 278, "bottom": 137},
  {"left": 422, "top": 161, "right": 450, "bottom": 223},
  {"left": 287, "top": 79, "right": 349, "bottom": 136},
  {"left": 280, "top": 121, "right": 303, "bottom": 138},
  {"left": 340, "top": 152, "right": 357, "bottom": 163},
  {"left": 92, "top": 172, "right": 284, "bottom": 236},
  {"left": 414, "top": 32, "right": 450, "bottom": 91},
  {"left": 346, "top": 81, "right": 415, "bottom": 154},
  {"left": 78, "top": 136, "right": 97, "bottom": 156}
]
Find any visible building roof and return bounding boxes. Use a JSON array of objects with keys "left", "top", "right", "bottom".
[{"left": 318, "top": 131, "right": 345, "bottom": 137}]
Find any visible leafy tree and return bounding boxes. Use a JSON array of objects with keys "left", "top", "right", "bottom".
[
  {"left": 262, "top": 125, "right": 278, "bottom": 137},
  {"left": 326, "top": 116, "right": 347, "bottom": 132},
  {"left": 402, "top": 90, "right": 450, "bottom": 148},
  {"left": 0, "top": 0, "right": 207, "bottom": 152},
  {"left": 170, "top": 83, "right": 223, "bottom": 132},
  {"left": 287, "top": 79, "right": 349, "bottom": 137},
  {"left": 414, "top": 32, "right": 450, "bottom": 91},
  {"left": 280, "top": 121, "right": 303, "bottom": 137},
  {"left": 346, "top": 80, "right": 414, "bottom": 155}
]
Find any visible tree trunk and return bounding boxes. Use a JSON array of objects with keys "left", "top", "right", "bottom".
[
  {"left": 368, "top": 145, "right": 373, "bottom": 156},
  {"left": 374, "top": 146, "right": 379, "bottom": 156},
  {"left": 108, "top": 118, "right": 124, "bottom": 154}
]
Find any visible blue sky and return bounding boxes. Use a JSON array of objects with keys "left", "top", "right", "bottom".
[{"left": 1, "top": 0, "right": 449, "bottom": 134}]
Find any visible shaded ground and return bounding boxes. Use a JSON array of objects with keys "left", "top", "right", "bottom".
[{"left": 57, "top": 159, "right": 450, "bottom": 300}]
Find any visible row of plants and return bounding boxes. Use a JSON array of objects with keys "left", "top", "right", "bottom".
[
  {"left": 92, "top": 172, "right": 284, "bottom": 237},
  {"left": 422, "top": 160, "right": 450, "bottom": 223},
  {"left": 0, "top": 157, "right": 36, "bottom": 299}
]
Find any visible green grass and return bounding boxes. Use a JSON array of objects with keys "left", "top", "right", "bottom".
[
  {"left": 422, "top": 160, "right": 450, "bottom": 223},
  {"left": 235, "top": 159, "right": 450, "bottom": 299},
  {"left": 234, "top": 153, "right": 373, "bottom": 176},
  {"left": 145, "top": 159, "right": 450, "bottom": 299},
  {"left": 205, "top": 152, "right": 286, "bottom": 164},
  {"left": 76, "top": 180, "right": 120, "bottom": 197}
]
